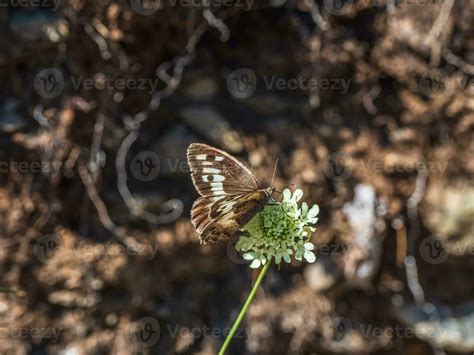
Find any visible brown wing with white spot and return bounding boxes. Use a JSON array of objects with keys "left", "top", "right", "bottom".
[
  {"left": 187, "top": 143, "right": 274, "bottom": 244},
  {"left": 187, "top": 143, "right": 261, "bottom": 197}
]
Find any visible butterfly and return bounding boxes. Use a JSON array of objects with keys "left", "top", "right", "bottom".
[{"left": 187, "top": 143, "right": 275, "bottom": 244}]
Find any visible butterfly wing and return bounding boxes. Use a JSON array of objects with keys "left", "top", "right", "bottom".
[
  {"left": 191, "top": 190, "right": 270, "bottom": 243},
  {"left": 187, "top": 143, "right": 261, "bottom": 197},
  {"left": 187, "top": 143, "right": 272, "bottom": 244}
]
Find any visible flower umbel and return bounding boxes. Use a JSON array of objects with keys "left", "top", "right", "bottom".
[{"left": 236, "top": 188, "right": 319, "bottom": 268}]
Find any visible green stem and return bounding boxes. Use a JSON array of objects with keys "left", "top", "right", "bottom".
[{"left": 219, "top": 261, "right": 271, "bottom": 355}]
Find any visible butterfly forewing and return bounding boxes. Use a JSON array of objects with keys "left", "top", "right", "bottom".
[
  {"left": 187, "top": 143, "right": 261, "bottom": 197},
  {"left": 187, "top": 143, "right": 274, "bottom": 244}
]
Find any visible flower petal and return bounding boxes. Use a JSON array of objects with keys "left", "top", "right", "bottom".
[
  {"left": 282, "top": 189, "right": 292, "bottom": 202},
  {"left": 304, "top": 242, "right": 315, "bottom": 250},
  {"left": 307, "top": 204, "right": 320, "bottom": 218},
  {"left": 301, "top": 202, "right": 308, "bottom": 217},
  {"left": 250, "top": 259, "right": 261, "bottom": 268},
  {"left": 304, "top": 250, "right": 316, "bottom": 263},
  {"left": 243, "top": 252, "right": 256, "bottom": 260},
  {"left": 295, "top": 249, "right": 303, "bottom": 261},
  {"left": 292, "top": 189, "right": 303, "bottom": 203}
]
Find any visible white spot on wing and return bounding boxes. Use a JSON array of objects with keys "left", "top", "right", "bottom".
[
  {"left": 215, "top": 156, "right": 224, "bottom": 161},
  {"left": 220, "top": 202, "right": 235, "bottom": 214},
  {"left": 202, "top": 161, "right": 212, "bottom": 166},
  {"left": 213, "top": 175, "right": 225, "bottom": 182},
  {"left": 196, "top": 154, "right": 207, "bottom": 160},
  {"left": 211, "top": 182, "right": 224, "bottom": 192},
  {"left": 203, "top": 167, "right": 221, "bottom": 174}
]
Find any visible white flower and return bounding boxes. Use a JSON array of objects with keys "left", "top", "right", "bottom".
[
  {"left": 235, "top": 188, "right": 319, "bottom": 268},
  {"left": 294, "top": 242, "right": 316, "bottom": 263}
]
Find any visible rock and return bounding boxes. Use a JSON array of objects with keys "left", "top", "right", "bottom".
[
  {"left": 0, "top": 98, "right": 31, "bottom": 133},
  {"left": 343, "top": 184, "right": 385, "bottom": 285},
  {"left": 304, "top": 256, "right": 340, "bottom": 292},
  {"left": 393, "top": 301, "right": 474, "bottom": 352},
  {"left": 9, "top": 9, "right": 69, "bottom": 43},
  {"left": 178, "top": 105, "right": 243, "bottom": 153}
]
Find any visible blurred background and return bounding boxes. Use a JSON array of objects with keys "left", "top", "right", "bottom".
[{"left": 0, "top": 0, "right": 473, "bottom": 354}]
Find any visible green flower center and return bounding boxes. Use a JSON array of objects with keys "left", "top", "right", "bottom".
[{"left": 236, "top": 189, "right": 319, "bottom": 268}]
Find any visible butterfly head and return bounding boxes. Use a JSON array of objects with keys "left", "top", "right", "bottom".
[{"left": 265, "top": 186, "right": 276, "bottom": 197}]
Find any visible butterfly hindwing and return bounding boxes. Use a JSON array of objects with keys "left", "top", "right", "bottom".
[{"left": 193, "top": 191, "right": 270, "bottom": 243}]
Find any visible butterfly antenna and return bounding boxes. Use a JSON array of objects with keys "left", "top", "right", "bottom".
[{"left": 271, "top": 158, "right": 279, "bottom": 187}]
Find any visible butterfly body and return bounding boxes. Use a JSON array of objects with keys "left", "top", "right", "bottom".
[{"left": 187, "top": 143, "right": 274, "bottom": 244}]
